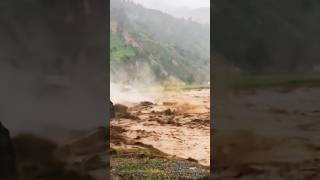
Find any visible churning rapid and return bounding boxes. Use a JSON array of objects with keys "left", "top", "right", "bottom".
[{"left": 111, "top": 88, "right": 210, "bottom": 166}]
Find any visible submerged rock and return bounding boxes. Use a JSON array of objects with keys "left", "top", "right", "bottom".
[{"left": 140, "top": 101, "right": 153, "bottom": 106}]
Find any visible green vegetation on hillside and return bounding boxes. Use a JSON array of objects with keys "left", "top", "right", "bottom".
[
  {"left": 110, "top": 0, "right": 210, "bottom": 84},
  {"left": 110, "top": 32, "right": 136, "bottom": 62}
]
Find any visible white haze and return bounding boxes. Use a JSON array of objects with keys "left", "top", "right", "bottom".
[
  {"left": 131, "top": 0, "right": 210, "bottom": 24},
  {"left": 110, "top": 62, "right": 162, "bottom": 105},
  {"left": 132, "top": 0, "right": 210, "bottom": 10}
]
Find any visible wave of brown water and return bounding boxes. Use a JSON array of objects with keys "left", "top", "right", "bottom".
[{"left": 111, "top": 89, "right": 210, "bottom": 166}]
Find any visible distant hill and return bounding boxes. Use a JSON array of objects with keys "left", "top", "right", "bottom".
[
  {"left": 110, "top": 0, "right": 210, "bottom": 84},
  {"left": 171, "top": 7, "right": 210, "bottom": 24},
  {"left": 213, "top": 0, "right": 320, "bottom": 75}
]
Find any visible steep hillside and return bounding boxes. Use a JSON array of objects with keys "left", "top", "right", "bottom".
[{"left": 110, "top": 0, "right": 210, "bottom": 84}]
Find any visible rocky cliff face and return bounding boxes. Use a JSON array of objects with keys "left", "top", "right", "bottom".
[{"left": 0, "top": 122, "right": 16, "bottom": 178}]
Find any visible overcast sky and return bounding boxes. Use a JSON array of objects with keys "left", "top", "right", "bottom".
[{"left": 132, "top": 0, "right": 210, "bottom": 12}]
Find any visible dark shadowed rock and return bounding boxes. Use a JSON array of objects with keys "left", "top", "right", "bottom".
[
  {"left": 114, "top": 104, "right": 128, "bottom": 114},
  {"left": 0, "top": 122, "right": 16, "bottom": 178},
  {"left": 110, "top": 101, "right": 115, "bottom": 119}
]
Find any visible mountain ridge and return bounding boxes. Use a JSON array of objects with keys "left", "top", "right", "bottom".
[{"left": 110, "top": 0, "right": 210, "bottom": 85}]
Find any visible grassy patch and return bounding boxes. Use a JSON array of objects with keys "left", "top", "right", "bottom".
[{"left": 111, "top": 147, "right": 209, "bottom": 179}]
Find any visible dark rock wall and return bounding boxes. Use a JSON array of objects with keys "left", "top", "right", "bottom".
[{"left": 0, "top": 122, "right": 16, "bottom": 178}]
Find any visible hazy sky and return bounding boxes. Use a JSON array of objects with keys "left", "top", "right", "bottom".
[{"left": 132, "top": 0, "right": 210, "bottom": 11}]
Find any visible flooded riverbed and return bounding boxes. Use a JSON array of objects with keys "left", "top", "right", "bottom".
[{"left": 110, "top": 89, "right": 210, "bottom": 166}]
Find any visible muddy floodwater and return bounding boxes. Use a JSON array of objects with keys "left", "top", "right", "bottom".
[
  {"left": 214, "top": 86, "right": 320, "bottom": 179},
  {"left": 110, "top": 88, "right": 210, "bottom": 166}
]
